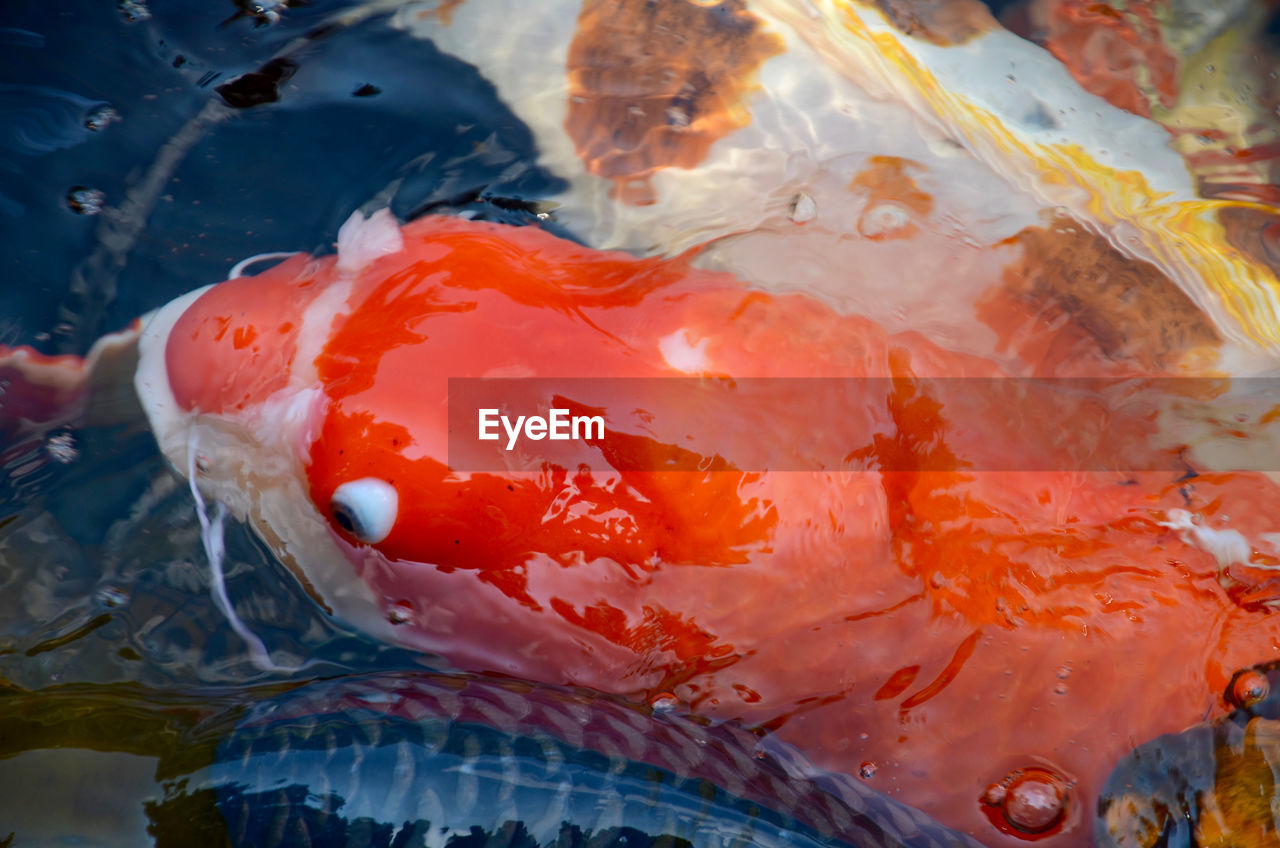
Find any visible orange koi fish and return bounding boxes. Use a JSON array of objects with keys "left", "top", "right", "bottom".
[{"left": 120, "top": 208, "right": 1280, "bottom": 846}]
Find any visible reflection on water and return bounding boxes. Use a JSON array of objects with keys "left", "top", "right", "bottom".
[{"left": 4, "top": 1, "right": 1280, "bottom": 847}]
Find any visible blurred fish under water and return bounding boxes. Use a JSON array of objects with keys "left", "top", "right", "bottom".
[
  {"left": 6, "top": 1, "right": 1280, "bottom": 847},
  {"left": 0, "top": 672, "right": 987, "bottom": 848}
]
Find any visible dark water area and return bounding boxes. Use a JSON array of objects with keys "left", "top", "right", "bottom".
[
  {"left": 0, "top": 0, "right": 566, "bottom": 356},
  {"left": 0, "top": 0, "right": 565, "bottom": 689}
]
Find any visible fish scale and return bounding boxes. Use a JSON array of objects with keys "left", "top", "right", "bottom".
[{"left": 204, "top": 674, "right": 985, "bottom": 848}]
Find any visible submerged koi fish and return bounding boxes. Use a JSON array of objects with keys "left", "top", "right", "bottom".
[
  {"left": 106, "top": 208, "right": 1280, "bottom": 847},
  {"left": 0, "top": 672, "right": 984, "bottom": 847}
]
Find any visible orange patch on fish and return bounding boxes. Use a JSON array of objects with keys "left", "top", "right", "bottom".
[
  {"left": 565, "top": 0, "right": 784, "bottom": 205},
  {"left": 848, "top": 155, "right": 934, "bottom": 241},
  {"left": 412, "top": 0, "right": 467, "bottom": 25}
]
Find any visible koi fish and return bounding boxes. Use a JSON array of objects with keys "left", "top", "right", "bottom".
[
  {"left": 1098, "top": 661, "right": 1280, "bottom": 847},
  {"left": 5, "top": 1, "right": 1280, "bottom": 846},
  {"left": 114, "top": 207, "right": 1280, "bottom": 847},
  {"left": 0, "top": 672, "right": 983, "bottom": 847}
]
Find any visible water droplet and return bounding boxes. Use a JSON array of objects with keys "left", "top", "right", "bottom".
[
  {"left": 789, "top": 193, "right": 817, "bottom": 224},
  {"left": 859, "top": 761, "right": 878, "bottom": 779},
  {"left": 1055, "top": 664, "right": 1071, "bottom": 680},
  {"left": 1229, "top": 669, "right": 1269, "bottom": 709},
  {"left": 45, "top": 432, "right": 78, "bottom": 463},
  {"left": 386, "top": 600, "right": 414, "bottom": 625},
  {"left": 648, "top": 692, "right": 679, "bottom": 712},
  {"left": 67, "top": 186, "right": 105, "bottom": 216},
  {"left": 1205, "top": 64, "right": 1216, "bottom": 73},
  {"left": 1053, "top": 683, "right": 1068, "bottom": 695},
  {"left": 96, "top": 585, "right": 129, "bottom": 608},
  {"left": 84, "top": 105, "right": 120, "bottom": 132},
  {"left": 1000, "top": 769, "right": 1068, "bottom": 834},
  {"left": 118, "top": 0, "right": 151, "bottom": 21},
  {"left": 858, "top": 731, "right": 870, "bottom": 741}
]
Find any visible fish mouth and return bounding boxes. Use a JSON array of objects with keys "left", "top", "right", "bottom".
[
  {"left": 134, "top": 284, "right": 215, "bottom": 479},
  {"left": 133, "top": 280, "right": 395, "bottom": 643}
]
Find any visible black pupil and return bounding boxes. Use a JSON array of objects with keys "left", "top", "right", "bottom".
[{"left": 333, "top": 505, "right": 356, "bottom": 534}]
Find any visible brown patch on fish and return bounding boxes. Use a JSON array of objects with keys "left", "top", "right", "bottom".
[
  {"left": 1219, "top": 205, "right": 1280, "bottom": 278},
  {"left": 979, "top": 220, "right": 1219, "bottom": 373},
  {"left": 848, "top": 156, "right": 933, "bottom": 241},
  {"left": 867, "top": 0, "right": 997, "bottom": 46},
  {"left": 1194, "top": 718, "right": 1280, "bottom": 848},
  {"left": 565, "top": 0, "right": 784, "bottom": 205}
]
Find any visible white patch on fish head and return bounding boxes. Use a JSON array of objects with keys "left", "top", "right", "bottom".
[{"left": 335, "top": 208, "right": 405, "bottom": 276}]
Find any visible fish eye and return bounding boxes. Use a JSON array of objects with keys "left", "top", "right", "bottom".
[{"left": 330, "top": 478, "right": 398, "bottom": 544}]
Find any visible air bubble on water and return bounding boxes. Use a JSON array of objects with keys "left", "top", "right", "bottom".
[
  {"left": 96, "top": 585, "right": 129, "bottom": 608},
  {"left": 252, "top": 6, "right": 282, "bottom": 25},
  {"left": 859, "top": 761, "right": 878, "bottom": 779},
  {"left": 45, "top": 431, "right": 78, "bottom": 463},
  {"left": 386, "top": 600, "right": 414, "bottom": 625},
  {"left": 84, "top": 105, "right": 119, "bottom": 132},
  {"left": 789, "top": 193, "right": 817, "bottom": 224},
  {"left": 1229, "top": 669, "right": 1270, "bottom": 708},
  {"left": 67, "top": 187, "right": 105, "bottom": 216},
  {"left": 648, "top": 692, "right": 680, "bottom": 712},
  {"left": 1004, "top": 771, "right": 1067, "bottom": 833}
]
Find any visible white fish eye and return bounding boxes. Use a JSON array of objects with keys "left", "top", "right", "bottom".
[{"left": 330, "top": 478, "right": 398, "bottom": 544}]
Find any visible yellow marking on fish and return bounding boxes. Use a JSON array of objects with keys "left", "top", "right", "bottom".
[{"left": 787, "top": 0, "right": 1280, "bottom": 349}]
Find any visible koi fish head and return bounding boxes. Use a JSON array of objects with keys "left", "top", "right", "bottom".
[
  {"left": 131, "top": 208, "right": 720, "bottom": 666},
  {"left": 134, "top": 210, "right": 416, "bottom": 641}
]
